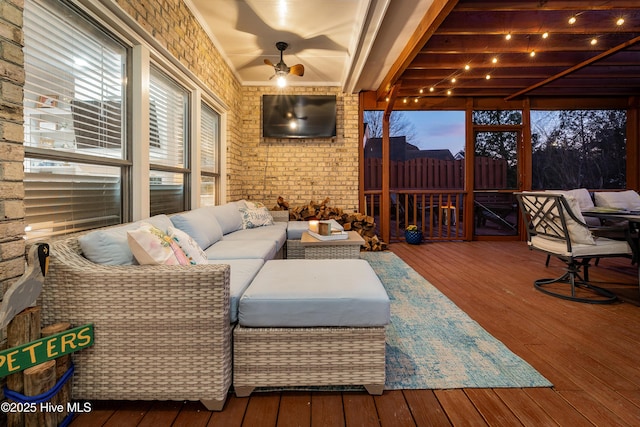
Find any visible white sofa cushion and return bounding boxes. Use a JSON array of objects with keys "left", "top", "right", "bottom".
[
  {"left": 170, "top": 207, "right": 223, "bottom": 250},
  {"left": 204, "top": 239, "right": 277, "bottom": 260},
  {"left": 210, "top": 202, "right": 244, "bottom": 234},
  {"left": 78, "top": 214, "right": 173, "bottom": 265},
  {"left": 286, "top": 221, "right": 310, "bottom": 240},
  {"left": 594, "top": 190, "right": 640, "bottom": 210},
  {"left": 238, "top": 259, "right": 391, "bottom": 327},
  {"left": 222, "top": 223, "right": 287, "bottom": 251},
  {"left": 207, "top": 258, "right": 264, "bottom": 323}
]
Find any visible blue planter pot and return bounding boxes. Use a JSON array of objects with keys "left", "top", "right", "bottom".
[{"left": 405, "top": 230, "right": 423, "bottom": 245}]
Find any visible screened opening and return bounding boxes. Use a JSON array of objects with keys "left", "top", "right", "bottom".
[{"left": 530, "top": 110, "right": 627, "bottom": 190}]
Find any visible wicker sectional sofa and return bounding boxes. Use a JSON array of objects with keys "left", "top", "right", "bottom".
[{"left": 40, "top": 202, "right": 290, "bottom": 411}]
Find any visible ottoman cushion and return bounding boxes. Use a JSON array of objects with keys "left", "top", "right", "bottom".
[{"left": 238, "top": 259, "right": 390, "bottom": 327}]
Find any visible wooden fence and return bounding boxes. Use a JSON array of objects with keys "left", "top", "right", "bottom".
[{"left": 364, "top": 157, "right": 507, "bottom": 190}]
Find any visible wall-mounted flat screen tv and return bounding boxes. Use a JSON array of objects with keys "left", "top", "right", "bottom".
[{"left": 262, "top": 94, "right": 337, "bottom": 139}]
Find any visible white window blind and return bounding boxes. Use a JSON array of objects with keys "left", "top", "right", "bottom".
[
  {"left": 23, "top": 0, "right": 128, "bottom": 238},
  {"left": 200, "top": 102, "right": 219, "bottom": 206},
  {"left": 149, "top": 67, "right": 189, "bottom": 215}
]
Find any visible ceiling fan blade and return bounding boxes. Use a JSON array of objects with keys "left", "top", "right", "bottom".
[
  {"left": 289, "top": 64, "right": 304, "bottom": 77},
  {"left": 264, "top": 58, "right": 274, "bottom": 67}
]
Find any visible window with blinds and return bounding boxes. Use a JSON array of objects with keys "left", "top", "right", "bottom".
[
  {"left": 149, "top": 67, "right": 190, "bottom": 216},
  {"left": 23, "top": 0, "right": 128, "bottom": 238},
  {"left": 200, "top": 102, "right": 220, "bottom": 206}
]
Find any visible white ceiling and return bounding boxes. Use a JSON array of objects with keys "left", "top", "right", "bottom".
[{"left": 185, "top": 0, "right": 435, "bottom": 93}]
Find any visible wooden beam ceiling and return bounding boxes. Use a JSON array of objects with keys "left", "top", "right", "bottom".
[{"left": 376, "top": 0, "right": 640, "bottom": 104}]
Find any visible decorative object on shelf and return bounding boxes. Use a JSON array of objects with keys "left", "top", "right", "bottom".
[
  {"left": 37, "top": 95, "right": 59, "bottom": 108},
  {"left": 404, "top": 225, "right": 423, "bottom": 245}
]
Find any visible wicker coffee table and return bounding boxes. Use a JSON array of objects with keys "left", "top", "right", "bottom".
[{"left": 300, "top": 231, "right": 365, "bottom": 259}]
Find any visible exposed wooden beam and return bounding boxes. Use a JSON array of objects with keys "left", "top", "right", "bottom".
[
  {"left": 454, "top": 1, "right": 640, "bottom": 11},
  {"left": 506, "top": 34, "right": 640, "bottom": 100},
  {"left": 375, "top": 0, "right": 459, "bottom": 101}
]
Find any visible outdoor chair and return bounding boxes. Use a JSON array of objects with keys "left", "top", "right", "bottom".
[{"left": 515, "top": 192, "right": 633, "bottom": 304}]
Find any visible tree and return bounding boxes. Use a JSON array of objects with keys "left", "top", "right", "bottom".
[
  {"left": 364, "top": 111, "right": 417, "bottom": 145},
  {"left": 531, "top": 110, "right": 626, "bottom": 189}
]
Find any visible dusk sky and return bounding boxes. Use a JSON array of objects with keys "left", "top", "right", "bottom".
[{"left": 404, "top": 111, "right": 465, "bottom": 154}]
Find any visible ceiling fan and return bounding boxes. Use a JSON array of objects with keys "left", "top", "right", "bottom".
[{"left": 264, "top": 42, "right": 304, "bottom": 85}]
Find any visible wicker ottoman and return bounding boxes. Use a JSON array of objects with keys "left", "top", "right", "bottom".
[{"left": 234, "top": 259, "right": 390, "bottom": 396}]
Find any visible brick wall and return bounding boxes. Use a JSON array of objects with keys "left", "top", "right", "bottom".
[
  {"left": 0, "top": 0, "right": 25, "bottom": 293},
  {"left": 115, "top": 1, "right": 360, "bottom": 209},
  {"left": 240, "top": 86, "right": 360, "bottom": 211}
]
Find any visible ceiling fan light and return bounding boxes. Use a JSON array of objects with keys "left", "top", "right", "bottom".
[{"left": 277, "top": 75, "right": 287, "bottom": 87}]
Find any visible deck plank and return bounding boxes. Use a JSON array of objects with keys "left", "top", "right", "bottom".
[
  {"left": 374, "top": 390, "right": 416, "bottom": 427},
  {"left": 310, "top": 393, "right": 345, "bottom": 427}
]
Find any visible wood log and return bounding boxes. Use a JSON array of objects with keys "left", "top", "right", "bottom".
[
  {"left": 41, "top": 322, "right": 72, "bottom": 425},
  {"left": 6, "top": 306, "right": 41, "bottom": 427},
  {"left": 24, "top": 360, "right": 56, "bottom": 427},
  {"left": 275, "top": 196, "right": 387, "bottom": 250}
]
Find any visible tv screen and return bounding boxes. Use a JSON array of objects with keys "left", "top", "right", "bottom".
[{"left": 262, "top": 95, "right": 337, "bottom": 139}]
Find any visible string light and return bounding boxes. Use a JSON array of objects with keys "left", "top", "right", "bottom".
[
  {"left": 419, "top": 88, "right": 424, "bottom": 94},
  {"left": 451, "top": 77, "right": 457, "bottom": 83},
  {"left": 505, "top": 33, "right": 512, "bottom": 40},
  {"left": 464, "top": 64, "right": 471, "bottom": 71},
  {"left": 492, "top": 57, "right": 498, "bottom": 64},
  {"left": 530, "top": 50, "right": 536, "bottom": 57},
  {"left": 429, "top": 87, "right": 435, "bottom": 92},
  {"left": 414, "top": 98, "right": 419, "bottom": 103},
  {"left": 542, "top": 32, "right": 549, "bottom": 39},
  {"left": 616, "top": 17, "right": 625, "bottom": 26},
  {"left": 485, "top": 74, "right": 491, "bottom": 80},
  {"left": 590, "top": 38, "right": 598, "bottom": 45},
  {"left": 568, "top": 16, "right": 577, "bottom": 25},
  {"left": 403, "top": 98, "right": 408, "bottom": 103},
  {"left": 446, "top": 89, "right": 452, "bottom": 96}
]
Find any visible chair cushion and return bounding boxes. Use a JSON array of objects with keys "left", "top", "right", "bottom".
[
  {"left": 170, "top": 207, "right": 224, "bottom": 250},
  {"left": 543, "top": 193, "right": 595, "bottom": 245},
  {"left": 204, "top": 240, "right": 277, "bottom": 260},
  {"left": 207, "top": 258, "right": 264, "bottom": 323},
  {"left": 531, "top": 235, "right": 631, "bottom": 258},
  {"left": 78, "top": 214, "right": 173, "bottom": 265},
  {"left": 238, "top": 259, "right": 391, "bottom": 327},
  {"left": 594, "top": 190, "right": 640, "bottom": 210}
]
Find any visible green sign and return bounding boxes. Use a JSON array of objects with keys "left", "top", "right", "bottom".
[{"left": 0, "top": 323, "right": 94, "bottom": 377}]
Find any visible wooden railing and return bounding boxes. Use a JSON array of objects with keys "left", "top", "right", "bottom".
[
  {"left": 363, "top": 156, "right": 509, "bottom": 242},
  {"left": 364, "top": 190, "right": 466, "bottom": 242}
]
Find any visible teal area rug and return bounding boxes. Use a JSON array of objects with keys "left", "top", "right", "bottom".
[{"left": 360, "top": 251, "right": 552, "bottom": 389}]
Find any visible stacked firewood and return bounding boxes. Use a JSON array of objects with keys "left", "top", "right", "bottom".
[{"left": 273, "top": 197, "right": 387, "bottom": 251}]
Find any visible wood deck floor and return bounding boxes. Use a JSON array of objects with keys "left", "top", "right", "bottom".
[{"left": 69, "top": 241, "right": 640, "bottom": 426}]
